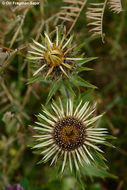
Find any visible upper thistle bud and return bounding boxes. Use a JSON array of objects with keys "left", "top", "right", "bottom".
[{"left": 27, "top": 27, "right": 83, "bottom": 79}]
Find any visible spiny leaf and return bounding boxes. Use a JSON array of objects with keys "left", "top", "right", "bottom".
[
  {"left": 71, "top": 76, "right": 97, "bottom": 89},
  {"left": 62, "top": 80, "right": 76, "bottom": 98},
  {"left": 27, "top": 75, "right": 43, "bottom": 84},
  {"left": 91, "top": 150, "right": 108, "bottom": 169},
  {"left": 80, "top": 89, "right": 94, "bottom": 102},
  {"left": 76, "top": 66, "right": 93, "bottom": 73},
  {"left": 81, "top": 164, "right": 117, "bottom": 179},
  {"left": 72, "top": 162, "right": 85, "bottom": 190},
  {"left": 46, "top": 79, "right": 62, "bottom": 105},
  {"left": 77, "top": 57, "right": 98, "bottom": 66}
]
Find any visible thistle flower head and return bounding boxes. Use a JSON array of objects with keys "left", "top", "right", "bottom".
[
  {"left": 32, "top": 98, "right": 108, "bottom": 173},
  {"left": 27, "top": 28, "right": 82, "bottom": 79}
]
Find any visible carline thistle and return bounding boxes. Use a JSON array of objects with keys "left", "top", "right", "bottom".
[
  {"left": 27, "top": 27, "right": 83, "bottom": 79},
  {"left": 32, "top": 98, "right": 108, "bottom": 173}
]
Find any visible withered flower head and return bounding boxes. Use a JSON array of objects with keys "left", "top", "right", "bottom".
[{"left": 27, "top": 28, "right": 83, "bottom": 79}]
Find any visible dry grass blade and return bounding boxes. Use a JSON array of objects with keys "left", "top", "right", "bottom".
[
  {"left": 0, "top": 86, "right": 11, "bottom": 114},
  {"left": 0, "top": 77, "right": 30, "bottom": 121},
  {"left": 58, "top": 0, "right": 87, "bottom": 35},
  {"left": 0, "top": 8, "right": 18, "bottom": 51},
  {"left": 9, "top": 9, "right": 28, "bottom": 48},
  {"left": 86, "top": 0, "right": 108, "bottom": 42},
  {"left": 0, "top": 50, "right": 17, "bottom": 74},
  {"left": 35, "top": 14, "right": 58, "bottom": 41},
  {"left": 108, "top": 0, "right": 122, "bottom": 13}
]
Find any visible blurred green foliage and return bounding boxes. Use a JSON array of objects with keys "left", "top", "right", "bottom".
[{"left": 0, "top": 0, "right": 127, "bottom": 189}]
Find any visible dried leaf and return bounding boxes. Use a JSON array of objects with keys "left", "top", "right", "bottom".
[
  {"left": 108, "top": 0, "right": 122, "bottom": 13},
  {"left": 58, "top": 0, "right": 87, "bottom": 35},
  {"left": 86, "top": 1, "right": 108, "bottom": 42}
]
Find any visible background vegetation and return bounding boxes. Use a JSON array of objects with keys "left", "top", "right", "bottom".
[{"left": 0, "top": 0, "right": 127, "bottom": 189}]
